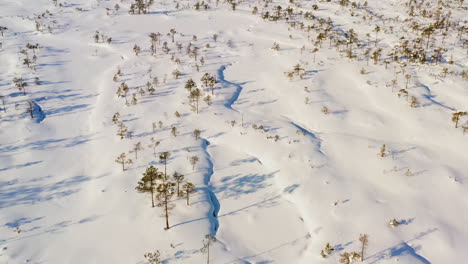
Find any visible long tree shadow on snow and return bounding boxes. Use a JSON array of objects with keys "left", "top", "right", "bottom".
[
  {"left": 214, "top": 171, "right": 278, "bottom": 200},
  {"left": 366, "top": 228, "right": 437, "bottom": 264},
  {"left": 0, "top": 175, "right": 91, "bottom": 209},
  {"left": 0, "top": 215, "right": 100, "bottom": 246},
  {"left": 171, "top": 195, "right": 280, "bottom": 229},
  {"left": 222, "top": 233, "right": 311, "bottom": 264},
  {"left": 0, "top": 134, "right": 95, "bottom": 156},
  {"left": 0, "top": 161, "right": 43, "bottom": 172}
]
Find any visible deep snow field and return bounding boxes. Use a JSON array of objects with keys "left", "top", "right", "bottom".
[{"left": 0, "top": 0, "right": 467, "bottom": 263}]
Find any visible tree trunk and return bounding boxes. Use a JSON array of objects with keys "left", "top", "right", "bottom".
[
  {"left": 122, "top": 162, "right": 125, "bottom": 171},
  {"left": 207, "top": 243, "right": 210, "bottom": 264},
  {"left": 186, "top": 191, "right": 189, "bottom": 206},
  {"left": 164, "top": 161, "right": 167, "bottom": 181},
  {"left": 361, "top": 245, "right": 364, "bottom": 262},
  {"left": 151, "top": 189, "right": 154, "bottom": 208},
  {"left": 164, "top": 193, "right": 169, "bottom": 229}
]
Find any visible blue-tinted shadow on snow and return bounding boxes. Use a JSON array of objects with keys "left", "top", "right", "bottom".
[
  {"left": 367, "top": 228, "right": 437, "bottom": 264},
  {"left": 0, "top": 216, "right": 100, "bottom": 246},
  {"left": 0, "top": 175, "right": 91, "bottom": 209},
  {"left": 223, "top": 233, "right": 311, "bottom": 264},
  {"left": 0, "top": 161, "right": 43, "bottom": 172},
  {"left": 0, "top": 134, "right": 95, "bottom": 156}
]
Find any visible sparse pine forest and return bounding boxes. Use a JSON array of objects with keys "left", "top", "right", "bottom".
[{"left": 0, "top": 0, "right": 467, "bottom": 264}]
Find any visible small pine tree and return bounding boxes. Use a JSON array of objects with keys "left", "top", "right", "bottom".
[
  {"left": 201, "top": 234, "right": 217, "bottom": 264},
  {"left": 183, "top": 182, "right": 195, "bottom": 205},
  {"left": 148, "top": 137, "right": 160, "bottom": 156},
  {"left": 452, "top": 111, "right": 467, "bottom": 128},
  {"left": 117, "top": 122, "right": 128, "bottom": 139},
  {"left": 321, "top": 242, "right": 335, "bottom": 258},
  {"left": 193, "top": 129, "right": 201, "bottom": 140},
  {"left": 172, "top": 171, "right": 184, "bottom": 196},
  {"left": 115, "top": 153, "right": 133, "bottom": 171},
  {"left": 462, "top": 125, "right": 468, "bottom": 135},
  {"left": 322, "top": 106, "right": 329, "bottom": 115},
  {"left": 172, "top": 69, "right": 181, "bottom": 79},
  {"left": 185, "top": 79, "right": 197, "bottom": 92},
  {"left": 189, "top": 88, "right": 202, "bottom": 113},
  {"left": 190, "top": 156, "right": 199, "bottom": 171},
  {"left": 133, "top": 44, "right": 141, "bottom": 55},
  {"left": 130, "top": 142, "right": 142, "bottom": 159},
  {"left": 204, "top": 95, "right": 212, "bottom": 105},
  {"left": 144, "top": 251, "right": 161, "bottom": 264},
  {"left": 112, "top": 112, "right": 120, "bottom": 124},
  {"left": 410, "top": 96, "right": 419, "bottom": 108},
  {"left": 340, "top": 252, "right": 352, "bottom": 264},
  {"left": 171, "top": 126, "right": 178, "bottom": 137},
  {"left": 379, "top": 144, "right": 386, "bottom": 157},
  {"left": 359, "top": 234, "right": 369, "bottom": 261},
  {"left": 389, "top": 218, "right": 399, "bottom": 227}
]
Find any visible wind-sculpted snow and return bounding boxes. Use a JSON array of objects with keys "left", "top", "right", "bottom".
[{"left": 1, "top": 0, "right": 467, "bottom": 263}]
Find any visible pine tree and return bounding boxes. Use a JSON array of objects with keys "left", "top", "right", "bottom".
[
  {"left": 159, "top": 151, "right": 171, "bottom": 180},
  {"left": 321, "top": 242, "right": 335, "bottom": 258},
  {"left": 410, "top": 96, "right": 419, "bottom": 108},
  {"left": 149, "top": 33, "right": 158, "bottom": 55},
  {"left": 148, "top": 137, "right": 160, "bottom": 156},
  {"left": 144, "top": 251, "right": 161, "bottom": 264},
  {"left": 133, "top": 44, "right": 141, "bottom": 56},
  {"left": 115, "top": 153, "right": 133, "bottom": 171},
  {"left": 172, "top": 69, "right": 181, "bottom": 79},
  {"left": 193, "top": 129, "right": 201, "bottom": 140},
  {"left": 204, "top": 95, "right": 212, "bottom": 105},
  {"left": 112, "top": 112, "right": 120, "bottom": 124},
  {"left": 170, "top": 28, "right": 177, "bottom": 43},
  {"left": 340, "top": 252, "right": 352, "bottom": 264},
  {"left": 359, "top": 234, "right": 369, "bottom": 262},
  {"left": 171, "top": 126, "right": 178, "bottom": 137},
  {"left": 190, "top": 88, "right": 202, "bottom": 113},
  {"left": 452, "top": 111, "right": 466, "bottom": 128},
  {"left": 202, "top": 234, "right": 217, "bottom": 264},
  {"left": 157, "top": 181, "right": 175, "bottom": 229},
  {"left": 136, "top": 166, "right": 163, "bottom": 207},
  {"left": 0, "top": 26, "right": 7, "bottom": 37},
  {"left": 185, "top": 79, "right": 197, "bottom": 92},
  {"left": 183, "top": 182, "right": 195, "bottom": 205},
  {"left": 13, "top": 77, "right": 28, "bottom": 96},
  {"left": 172, "top": 171, "right": 184, "bottom": 196},
  {"left": 190, "top": 156, "right": 199, "bottom": 171},
  {"left": 130, "top": 142, "right": 142, "bottom": 159},
  {"left": 379, "top": 144, "right": 386, "bottom": 157},
  {"left": 116, "top": 122, "right": 128, "bottom": 139}
]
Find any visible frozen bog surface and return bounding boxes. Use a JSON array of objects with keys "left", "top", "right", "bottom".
[{"left": 0, "top": 0, "right": 467, "bottom": 263}]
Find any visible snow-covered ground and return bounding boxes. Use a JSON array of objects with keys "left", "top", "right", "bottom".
[{"left": 0, "top": 0, "right": 467, "bottom": 263}]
